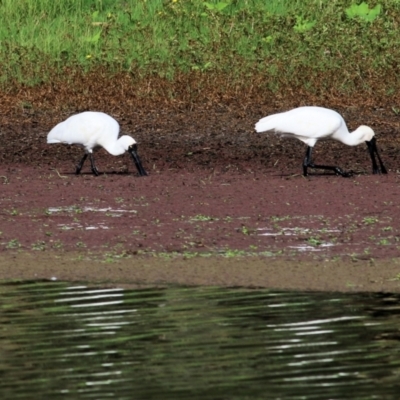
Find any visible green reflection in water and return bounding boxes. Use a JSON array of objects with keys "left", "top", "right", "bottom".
[{"left": 1, "top": 282, "right": 400, "bottom": 399}]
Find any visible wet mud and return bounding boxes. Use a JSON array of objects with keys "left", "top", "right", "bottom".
[{"left": 1, "top": 103, "right": 400, "bottom": 292}]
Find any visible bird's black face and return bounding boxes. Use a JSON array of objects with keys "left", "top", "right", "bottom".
[
  {"left": 128, "top": 144, "right": 148, "bottom": 176},
  {"left": 366, "top": 137, "right": 387, "bottom": 175}
]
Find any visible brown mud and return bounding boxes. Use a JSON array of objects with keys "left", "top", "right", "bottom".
[{"left": 1, "top": 77, "right": 400, "bottom": 292}]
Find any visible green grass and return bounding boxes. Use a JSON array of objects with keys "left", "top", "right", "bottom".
[{"left": 0, "top": 0, "right": 399, "bottom": 97}]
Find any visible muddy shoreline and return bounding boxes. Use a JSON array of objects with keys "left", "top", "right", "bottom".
[
  {"left": 1, "top": 251, "right": 400, "bottom": 293},
  {"left": 1, "top": 106, "right": 400, "bottom": 292}
]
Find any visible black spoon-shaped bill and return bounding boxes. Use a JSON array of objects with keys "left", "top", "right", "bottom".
[
  {"left": 128, "top": 144, "right": 147, "bottom": 176},
  {"left": 366, "top": 137, "right": 387, "bottom": 175}
]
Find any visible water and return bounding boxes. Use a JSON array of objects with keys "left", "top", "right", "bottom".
[{"left": 1, "top": 282, "right": 400, "bottom": 399}]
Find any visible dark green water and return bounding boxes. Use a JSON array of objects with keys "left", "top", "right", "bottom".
[{"left": 1, "top": 282, "right": 400, "bottom": 399}]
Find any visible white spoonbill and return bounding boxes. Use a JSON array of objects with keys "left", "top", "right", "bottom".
[
  {"left": 47, "top": 111, "right": 147, "bottom": 176},
  {"left": 255, "top": 106, "right": 387, "bottom": 177}
]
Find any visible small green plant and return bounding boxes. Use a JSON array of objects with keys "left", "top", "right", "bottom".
[
  {"left": 52, "top": 240, "right": 63, "bottom": 249},
  {"left": 31, "top": 241, "right": 46, "bottom": 251},
  {"left": 84, "top": 29, "right": 102, "bottom": 44},
  {"left": 76, "top": 241, "right": 86, "bottom": 248},
  {"left": 345, "top": 2, "right": 381, "bottom": 23},
  {"left": 191, "top": 61, "right": 213, "bottom": 72},
  {"left": 6, "top": 239, "right": 21, "bottom": 249},
  {"left": 241, "top": 226, "right": 248, "bottom": 235},
  {"left": 363, "top": 216, "right": 379, "bottom": 225},
  {"left": 307, "top": 236, "right": 322, "bottom": 246},
  {"left": 190, "top": 215, "right": 215, "bottom": 222},
  {"left": 104, "top": 251, "right": 129, "bottom": 263},
  {"left": 20, "top": 101, "right": 33, "bottom": 109},
  {"left": 240, "top": 226, "right": 252, "bottom": 235},
  {"left": 203, "top": 2, "right": 230, "bottom": 13},
  {"left": 223, "top": 249, "right": 248, "bottom": 257},
  {"left": 293, "top": 16, "right": 316, "bottom": 33},
  {"left": 389, "top": 273, "right": 400, "bottom": 281}
]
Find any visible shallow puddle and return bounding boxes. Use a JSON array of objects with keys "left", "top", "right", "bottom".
[
  {"left": 288, "top": 243, "right": 336, "bottom": 252},
  {"left": 1, "top": 282, "right": 400, "bottom": 399},
  {"left": 47, "top": 206, "right": 137, "bottom": 217}
]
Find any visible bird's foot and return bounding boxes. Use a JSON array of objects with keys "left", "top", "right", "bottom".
[
  {"left": 334, "top": 167, "right": 353, "bottom": 178},
  {"left": 91, "top": 167, "right": 100, "bottom": 176},
  {"left": 304, "top": 163, "right": 353, "bottom": 177},
  {"left": 336, "top": 170, "right": 353, "bottom": 178},
  {"left": 75, "top": 166, "right": 82, "bottom": 175}
]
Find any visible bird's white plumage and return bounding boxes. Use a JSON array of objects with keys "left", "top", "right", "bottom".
[
  {"left": 47, "top": 111, "right": 136, "bottom": 156},
  {"left": 255, "top": 106, "right": 375, "bottom": 147}
]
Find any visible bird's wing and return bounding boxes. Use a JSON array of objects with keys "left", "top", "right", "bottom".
[
  {"left": 255, "top": 107, "right": 343, "bottom": 145},
  {"left": 47, "top": 112, "right": 115, "bottom": 151}
]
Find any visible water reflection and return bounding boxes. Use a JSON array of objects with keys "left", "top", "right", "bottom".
[{"left": 1, "top": 282, "right": 400, "bottom": 399}]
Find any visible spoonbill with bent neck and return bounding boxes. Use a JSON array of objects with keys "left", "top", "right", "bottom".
[
  {"left": 47, "top": 111, "right": 147, "bottom": 176},
  {"left": 255, "top": 106, "right": 387, "bottom": 177}
]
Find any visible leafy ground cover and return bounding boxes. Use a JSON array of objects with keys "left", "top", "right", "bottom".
[{"left": 0, "top": 0, "right": 399, "bottom": 106}]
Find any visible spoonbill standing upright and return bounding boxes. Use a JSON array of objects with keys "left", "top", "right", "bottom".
[
  {"left": 255, "top": 106, "right": 387, "bottom": 177},
  {"left": 47, "top": 111, "right": 147, "bottom": 176}
]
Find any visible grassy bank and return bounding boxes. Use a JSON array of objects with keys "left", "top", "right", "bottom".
[{"left": 0, "top": 0, "right": 399, "bottom": 105}]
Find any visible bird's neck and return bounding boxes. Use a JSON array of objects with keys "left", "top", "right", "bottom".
[
  {"left": 102, "top": 139, "right": 126, "bottom": 156},
  {"left": 334, "top": 127, "right": 366, "bottom": 146}
]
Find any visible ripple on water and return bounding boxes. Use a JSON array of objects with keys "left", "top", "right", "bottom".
[{"left": 1, "top": 283, "right": 400, "bottom": 399}]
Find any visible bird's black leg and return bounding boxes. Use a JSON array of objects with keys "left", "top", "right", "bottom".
[
  {"left": 302, "top": 146, "right": 312, "bottom": 176},
  {"left": 76, "top": 153, "right": 88, "bottom": 175},
  {"left": 303, "top": 146, "right": 352, "bottom": 177},
  {"left": 89, "top": 154, "right": 100, "bottom": 176}
]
